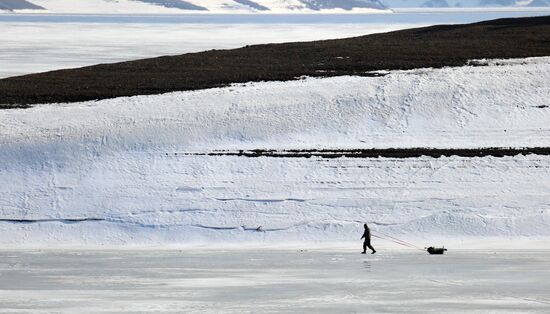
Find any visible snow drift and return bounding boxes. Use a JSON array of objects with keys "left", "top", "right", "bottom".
[{"left": 1, "top": 57, "right": 550, "bottom": 248}]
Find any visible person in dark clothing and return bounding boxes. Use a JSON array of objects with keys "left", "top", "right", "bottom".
[{"left": 361, "top": 223, "right": 376, "bottom": 254}]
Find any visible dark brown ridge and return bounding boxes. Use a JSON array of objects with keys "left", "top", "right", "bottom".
[
  {"left": 180, "top": 147, "right": 550, "bottom": 159},
  {"left": 1, "top": 15, "right": 550, "bottom": 108}
]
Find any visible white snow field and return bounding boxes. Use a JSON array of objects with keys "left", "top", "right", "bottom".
[{"left": 1, "top": 57, "right": 550, "bottom": 248}]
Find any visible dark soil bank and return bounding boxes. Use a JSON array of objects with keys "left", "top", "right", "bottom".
[
  {"left": 184, "top": 147, "right": 550, "bottom": 159},
  {"left": 1, "top": 15, "right": 550, "bottom": 107}
]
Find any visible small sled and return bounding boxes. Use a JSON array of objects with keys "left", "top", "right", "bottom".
[{"left": 427, "top": 246, "right": 447, "bottom": 255}]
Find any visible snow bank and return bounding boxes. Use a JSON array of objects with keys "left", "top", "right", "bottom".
[
  {"left": 3, "top": 57, "right": 550, "bottom": 149},
  {"left": 1, "top": 57, "right": 550, "bottom": 248}
]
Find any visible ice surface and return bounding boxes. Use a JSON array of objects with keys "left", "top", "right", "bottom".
[
  {"left": 1, "top": 58, "right": 550, "bottom": 247},
  {"left": 1, "top": 249, "right": 549, "bottom": 313}
]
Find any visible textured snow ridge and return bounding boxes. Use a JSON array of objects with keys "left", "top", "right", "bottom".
[
  {"left": 0, "top": 0, "right": 392, "bottom": 13},
  {"left": 1, "top": 57, "right": 550, "bottom": 247}
]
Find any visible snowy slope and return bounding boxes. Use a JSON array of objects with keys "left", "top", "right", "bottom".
[
  {"left": 0, "top": 58, "right": 550, "bottom": 247},
  {"left": 1, "top": 57, "right": 550, "bottom": 248},
  {"left": 1, "top": 0, "right": 391, "bottom": 13}
]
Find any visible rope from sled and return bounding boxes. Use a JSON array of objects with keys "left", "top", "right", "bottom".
[{"left": 372, "top": 232, "right": 425, "bottom": 251}]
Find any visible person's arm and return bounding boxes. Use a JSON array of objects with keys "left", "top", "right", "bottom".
[{"left": 361, "top": 231, "right": 365, "bottom": 239}]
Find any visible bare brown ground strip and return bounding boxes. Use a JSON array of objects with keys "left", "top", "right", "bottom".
[
  {"left": 179, "top": 147, "right": 550, "bottom": 158},
  {"left": 1, "top": 15, "right": 550, "bottom": 108}
]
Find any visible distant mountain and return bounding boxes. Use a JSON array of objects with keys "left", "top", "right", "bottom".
[
  {"left": 0, "top": 0, "right": 43, "bottom": 10},
  {"left": 0, "top": 0, "right": 390, "bottom": 13},
  {"left": 233, "top": 0, "right": 270, "bottom": 11},
  {"left": 2, "top": 0, "right": 548, "bottom": 13},
  {"left": 299, "top": 0, "right": 386, "bottom": 10},
  {"left": 477, "top": 0, "right": 516, "bottom": 5},
  {"left": 422, "top": 0, "right": 450, "bottom": 7},
  {"left": 383, "top": 0, "right": 550, "bottom": 7},
  {"left": 133, "top": 0, "right": 207, "bottom": 10},
  {"left": 467, "top": 0, "right": 550, "bottom": 7},
  {"left": 528, "top": 0, "right": 550, "bottom": 6}
]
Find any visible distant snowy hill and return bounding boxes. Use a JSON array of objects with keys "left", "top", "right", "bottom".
[
  {"left": 2, "top": 0, "right": 548, "bottom": 13},
  {"left": 0, "top": 0, "right": 391, "bottom": 13},
  {"left": 383, "top": 0, "right": 550, "bottom": 7},
  {"left": 0, "top": 0, "right": 43, "bottom": 10}
]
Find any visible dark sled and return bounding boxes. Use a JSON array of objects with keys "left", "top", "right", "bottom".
[{"left": 427, "top": 247, "right": 447, "bottom": 255}]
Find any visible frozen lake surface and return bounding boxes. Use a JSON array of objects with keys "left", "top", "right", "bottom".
[{"left": 1, "top": 249, "right": 550, "bottom": 313}]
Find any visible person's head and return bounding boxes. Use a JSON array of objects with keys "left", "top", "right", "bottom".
[{"left": 364, "top": 223, "right": 368, "bottom": 229}]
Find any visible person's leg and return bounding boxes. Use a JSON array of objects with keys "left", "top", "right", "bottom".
[
  {"left": 362, "top": 241, "right": 367, "bottom": 254},
  {"left": 366, "top": 240, "right": 376, "bottom": 254}
]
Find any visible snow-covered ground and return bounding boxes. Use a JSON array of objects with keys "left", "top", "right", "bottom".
[
  {"left": 1, "top": 57, "right": 550, "bottom": 248},
  {"left": 1, "top": 249, "right": 550, "bottom": 313}
]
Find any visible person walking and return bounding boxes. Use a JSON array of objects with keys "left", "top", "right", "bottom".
[{"left": 361, "top": 223, "right": 376, "bottom": 254}]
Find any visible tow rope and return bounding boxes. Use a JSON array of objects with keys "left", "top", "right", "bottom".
[{"left": 372, "top": 231, "right": 425, "bottom": 251}]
